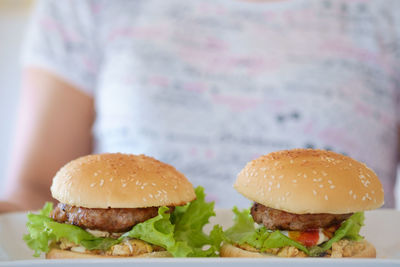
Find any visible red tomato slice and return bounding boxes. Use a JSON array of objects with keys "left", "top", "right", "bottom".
[{"left": 289, "top": 230, "right": 320, "bottom": 247}]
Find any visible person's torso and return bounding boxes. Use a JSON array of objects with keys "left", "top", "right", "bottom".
[{"left": 91, "top": 0, "right": 399, "bottom": 207}]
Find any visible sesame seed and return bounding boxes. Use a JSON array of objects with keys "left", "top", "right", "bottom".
[
  {"left": 274, "top": 162, "right": 279, "bottom": 166},
  {"left": 122, "top": 183, "right": 127, "bottom": 187},
  {"left": 99, "top": 179, "right": 104, "bottom": 186},
  {"left": 319, "top": 184, "right": 324, "bottom": 188},
  {"left": 362, "top": 196, "right": 366, "bottom": 201},
  {"left": 313, "top": 179, "right": 318, "bottom": 182},
  {"left": 279, "top": 175, "right": 284, "bottom": 179},
  {"left": 109, "top": 177, "right": 113, "bottom": 182},
  {"left": 312, "top": 170, "right": 317, "bottom": 175},
  {"left": 290, "top": 159, "right": 294, "bottom": 164},
  {"left": 149, "top": 194, "right": 153, "bottom": 198},
  {"left": 268, "top": 187, "right": 271, "bottom": 191},
  {"left": 269, "top": 181, "right": 273, "bottom": 186},
  {"left": 94, "top": 172, "right": 98, "bottom": 176},
  {"left": 328, "top": 180, "right": 332, "bottom": 184},
  {"left": 313, "top": 190, "right": 317, "bottom": 195},
  {"left": 330, "top": 185, "right": 335, "bottom": 189},
  {"left": 322, "top": 171, "right": 328, "bottom": 176},
  {"left": 325, "top": 195, "right": 328, "bottom": 200},
  {"left": 303, "top": 174, "right": 307, "bottom": 178},
  {"left": 292, "top": 179, "right": 297, "bottom": 183},
  {"left": 297, "top": 173, "right": 302, "bottom": 177},
  {"left": 371, "top": 190, "right": 375, "bottom": 194},
  {"left": 152, "top": 183, "right": 156, "bottom": 186},
  {"left": 271, "top": 175, "right": 275, "bottom": 179},
  {"left": 141, "top": 185, "right": 145, "bottom": 189},
  {"left": 90, "top": 182, "right": 96, "bottom": 187},
  {"left": 264, "top": 174, "right": 267, "bottom": 178},
  {"left": 143, "top": 198, "right": 147, "bottom": 202},
  {"left": 353, "top": 194, "right": 357, "bottom": 199},
  {"left": 277, "top": 183, "right": 280, "bottom": 189},
  {"left": 349, "top": 190, "right": 353, "bottom": 195},
  {"left": 174, "top": 185, "right": 178, "bottom": 189}
]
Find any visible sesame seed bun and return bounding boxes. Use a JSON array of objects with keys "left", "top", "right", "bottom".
[
  {"left": 51, "top": 153, "right": 196, "bottom": 208},
  {"left": 220, "top": 241, "right": 376, "bottom": 258},
  {"left": 234, "top": 149, "right": 384, "bottom": 214}
]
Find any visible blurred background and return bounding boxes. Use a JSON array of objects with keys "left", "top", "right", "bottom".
[
  {"left": 0, "top": 0, "right": 33, "bottom": 195},
  {"left": 0, "top": 0, "right": 399, "bottom": 208}
]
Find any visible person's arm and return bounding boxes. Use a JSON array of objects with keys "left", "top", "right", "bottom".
[
  {"left": 0, "top": 201, "right": 22, "bottom": 213},
  {"left": 1, "top": 67, "right": 94, "bottom": 212}
]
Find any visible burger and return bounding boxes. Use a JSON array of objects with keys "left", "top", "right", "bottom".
[
  {"left": 220, "top": 149, "right": 384, "bottom": 258},
  {"left": 24, "top": 153, "right": 221, "bottom": 258}
]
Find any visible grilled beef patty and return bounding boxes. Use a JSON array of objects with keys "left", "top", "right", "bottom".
[
  {"left": 51, "top": 203, "right": 162, "bottom": 232},
  {"left": 251, "top": 203, "right": 352, "bottom": 231}
]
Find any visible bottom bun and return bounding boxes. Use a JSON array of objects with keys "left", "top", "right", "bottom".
[
  {"left": 46, "top": 248, "right": 172, "bottom": 259},
  {"left": 220, "top": 240, "right": 376, "bottom": 258},
  {"left": 220, "top": 244, "right": 276, "bottom": 258}
]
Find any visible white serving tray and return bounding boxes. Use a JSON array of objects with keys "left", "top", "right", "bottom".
[{"left": 0, "top": 209, "right": 399, "bottom": 266}]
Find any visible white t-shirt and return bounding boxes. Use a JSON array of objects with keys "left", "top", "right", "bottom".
[{"left": 24, "top": 0, "right": 400, "bottom": 208}]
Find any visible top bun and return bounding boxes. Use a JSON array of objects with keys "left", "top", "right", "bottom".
[
  {"left": 234, "top": 149, "right": 384, "bottom": 214},
  {"left": 51, "top": 153, "right": 196, "bottom": 208}
]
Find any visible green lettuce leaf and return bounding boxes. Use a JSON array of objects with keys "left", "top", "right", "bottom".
[
  {"left": 224, "top": 207, "right": 256, "bottom": 243},
  {"left": 309, "top": 212, "right": 365, "bottom": 257},
  {"left": 23, "top": 203, "right": 54, "bottom": 256},
  {"left": 209, "top": 224, "right": 226, "bottom": 251},
  {"left": 262, "top": 230, "right": 308, "bottom": 254},
  {"left": 187, "top": 223, "right": 226, "bottom": 257},
  {"left": 173, "top": 187, "right": 224, "bottom": 257},
  {"left": 173, "top": 188, "right": 213, "bottom": 248},
  {"left": 224, "top": 208, "right": 365, "bottom": 257},
  {"left": 44, "top": 221, "right": 119, "bottom": 250},
  {"left": 224, "top": 207, "right": 308, "bottom": 253},
  {"left": 120, "top": 206, "right": 192, "bottom": 257},
  {"left": 39, "top": 202, "right": 53, "bottom": 217},
  {"left": 121, "top": 187, "right": 223, "bottom": 257},
  {"left": 24, "top": 203, "right": 120, "bottom": 256},
  {"left": 24, "top": 186, "right": 222, "bottom": 258}
]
